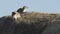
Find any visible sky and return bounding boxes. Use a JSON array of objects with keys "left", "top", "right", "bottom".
[{"left": 0, "top": 0, "right": 60, "bottom": 17}]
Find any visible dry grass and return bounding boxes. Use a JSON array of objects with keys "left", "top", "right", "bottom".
[
  {"left": 4, "top": 12, "right": 59, "bottom": 24},
  {"left": 1, "top": 12, "right": 60, "bottom": 24}
]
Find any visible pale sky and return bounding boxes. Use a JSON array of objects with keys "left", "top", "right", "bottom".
[{"left": 0, "top": 0, "right": 60, "bottom": 17}]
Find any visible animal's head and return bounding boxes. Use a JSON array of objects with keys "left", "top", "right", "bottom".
[{"left": 12, "top": 12, "right": 21, "bottom": 20}]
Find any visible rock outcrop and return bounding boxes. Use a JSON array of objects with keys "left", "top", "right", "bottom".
[{"left": 0, "top": 12, "right": 60, "bottom": 34}]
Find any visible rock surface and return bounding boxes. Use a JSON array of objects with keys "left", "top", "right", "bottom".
[{"left": 0, "top": 12, "right": 60, "bottom": 34}]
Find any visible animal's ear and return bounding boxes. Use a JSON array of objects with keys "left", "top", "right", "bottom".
[
  {"left": 12, "top": 12, "right": 16, "bottom": 14},
  {"left": 23, "top": 6, "right": 28, "bottom": 8},
  {"left": 12, "top": 12, "right": 16, "bottom": 16}
]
